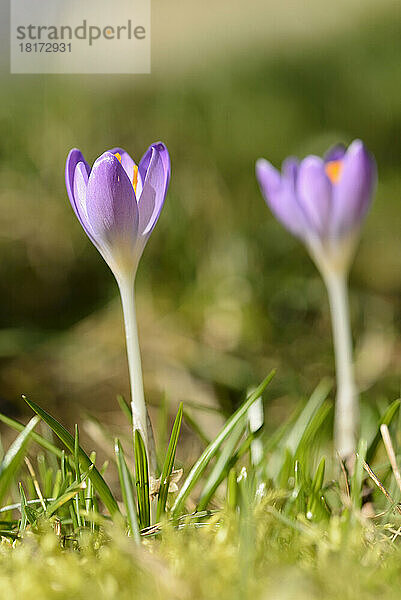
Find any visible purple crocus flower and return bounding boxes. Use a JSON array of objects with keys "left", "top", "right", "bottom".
[
  {"left": 65, "top": 142, "right": 170, "bottom": 461},
  {"left": 255, "top": 139, "right": 376, "bottom": 255},
  {"left": 66, "top": 142, "right": 170, "bottom": 281},
  {"left": 256, "top": 139, "right": 377, "bottom": 459}
]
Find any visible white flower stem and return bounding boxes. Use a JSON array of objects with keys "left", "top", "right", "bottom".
[
  {"left": 323, "top": 270, "right": 358, "bottom": 459},
  {"left": 118, "top": 277, "right": 148, "bottom": 454}
]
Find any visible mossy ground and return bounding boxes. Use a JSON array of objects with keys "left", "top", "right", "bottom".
[{"left": 1, "top": 505, "right": 401, "bottom": 600}]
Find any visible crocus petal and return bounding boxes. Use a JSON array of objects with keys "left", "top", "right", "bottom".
[
  {"left": 256, "top": 158, "right": 308, "bottom": 238},
  {"left": 297, "top": 156, "right": 332, "bottom": 238},
  {"left": 138, "top": 142, "right": 170, "bottom": 236},
  {"left": 108, "top": 147, "right": 142, "bottom": 194},
  {"left": 330, "top": 139, "right": 377, "bottom": 237},
  {"left": 324, "top": 144, "right": 346, "bottom": 163},
  {"left": 65, "top": 148, "right": 91, "bottom": 223},
  {"left": 65, "top": 148, "right": 90, "bottom": 198},
  {"left": 138, "top": 144, "right": 152, "bottom": 186},
  {"left": 86, "top": 152, "right": 139, "bottom": 254},
  {"left": 281, "top": 156, "right": 299, "bottom": 188},
  {"left": 65, "top": 149, "right": 101, "bottom": 247},
  {"left": 72, "top": 161, "right": 94, "bottom": 234}
]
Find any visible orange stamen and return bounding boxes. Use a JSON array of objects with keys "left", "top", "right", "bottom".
[
  {"left": 133, "top": 165, "right": 138, "bottom": 194},
  {"left": 325, "top": 159, "right": 343, "bottom": 184},
  {"left": 114, "top": 153, "right": 138, "bottom": 194}
]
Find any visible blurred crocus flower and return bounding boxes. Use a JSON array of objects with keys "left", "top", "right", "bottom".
[
  {"left": 66, "top": 143, "right": 170, "bottom": 458},
  {"left": 256, "top": 140, "right": 377, "bottom": 459},
  {"left": 256, "top": 140, "right": 376, "bottom": 274}
]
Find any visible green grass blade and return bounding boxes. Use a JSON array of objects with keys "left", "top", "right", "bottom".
[
  {"left": 0, "top": 413, "right": 64, "bottom": 459},
  {"left": 352, "top": 439, "right": 368, "bottom": 510},
  {"left": 18, "top": 483, "right": 27, "bottom": 531},
  {"left": 0, "top": 498, "right": 55, "bottom": 514},
  {"left": 52, "top": 469, "right": 62, "bottom": 499},
  {"left": 23, "top": 396, "right": 120, "bottom": 516},
  {"left": 294, "top": 401, "right": 332, "bottom": 460},
  {"left": 311, "top": 457, "right": 325, "bottom": 492},
  {"left": 46, "top": 476, "right": 89, "bottom": 517},
  {"left": 86, "top": 451, "right": 97, "bottom": 530},
  {"left": 115, "top": 439, "right": 140, "bottom": 543},
  {"left": 74, "top": 425, "right": 81, "bottom": 481},
  {"left": 306, "top": 457, "right": 328, "bottom": 520},
  {"left": 278, "top": 448, "right": 294, "bottom": 489},
  {"left": 285, "top": 378, "right": 332, "bottom": 454},
  {"left": 264, "top": 401, "right": 303, "bottom": 455},
  {"left": 117, "top": 395, "right": 132, "bottom": 423},
  {"left": 19, "top": 483, "right": 37, "bottom": 529},
  {"left": 366, "top": 399, "right": 401, "bottom": 464},
  {"left": 134, "top": 430, "right": 150, "bottom": 529},
  {"left": 172, "top": 370, "right": 275, "bottom": 516},
  {"left": 0, "top": 530, "right": 19, "bottom": 540},
  {"left": 290, "top": 459, "right": 306, "bottom": 515},
  {"left": 37, "top": 454, "right": 53, "bottom": 499},
  {"left": 156, "top": 403, "right": 183, "bottom": 521},
  {"left": 198, "top": 428, "right": 260, "bottom": 510},
  {"left": 61, "top": 450, "right": 66, "bottom": 482},
  {"left": 226, "top": 468, "right": 237, "bottom": 511},
  {"left": 73, "top": 425, "right": 82, "bottom": 527},
  {"left": 0, "top": 416, "right": 40, "bottom": 504},
  {"left": 197, "top": 421, "right": 245, "bottom": 511}
]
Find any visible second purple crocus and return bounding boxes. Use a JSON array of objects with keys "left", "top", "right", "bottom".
[
  {"left": 256, "top": 140, "right": 376, "bottom": 269},
  {"left": 256, "top": 140, "right": 377, "bottom": 459}
]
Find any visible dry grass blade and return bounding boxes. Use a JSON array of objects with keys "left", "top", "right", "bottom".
[
  {"left": 380, "top": 424, "right": 401, "bottom": 495},
  {"left": 337, "top": 452, "right": 350, "bottom": 501},
  {"left": 24, "top": 457, "right": 46, "bottom": 511},
  {"left": 360, "top": 455, "right": 401, "bottom": 516}
]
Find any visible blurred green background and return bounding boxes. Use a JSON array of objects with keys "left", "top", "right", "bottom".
[{"left": 0, "top": 0, "right": 400, "bottom": 450}]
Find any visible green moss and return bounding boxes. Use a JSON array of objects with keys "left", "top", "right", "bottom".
[{"left": 1, "top": 507, "right": 401, "bottom": 600}]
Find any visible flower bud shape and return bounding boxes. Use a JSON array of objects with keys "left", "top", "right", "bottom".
[{"left": 65, "top": 143, "right": 170, "bottom": 282}]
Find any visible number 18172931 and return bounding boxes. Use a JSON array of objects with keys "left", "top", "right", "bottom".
[{"left": 19, "top": 42, "right": 72, "bottom": 52}]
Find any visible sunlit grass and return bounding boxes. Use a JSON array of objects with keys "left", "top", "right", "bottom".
[{"left": 1, "top": 375, "right": 401, "bottom": 598}]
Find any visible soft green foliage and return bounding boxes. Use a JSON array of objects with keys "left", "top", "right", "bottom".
[
  {"left": 1, "top": 503, "right": 401, "bottom": 600},
  {"left": 23, "top": 396, "right": 120, "bottom": 516},
  {"left": 0, "top": 373, "right": 277, "bottom": 536},
  {"left": 0, "top": 375, "right": 401, "bottom": 598},
  {"left": 115, "top": 439, "right": 140, "bottom": 542},
  {"left": 134, "top": 430, "right": 151, "bottom": 529},
  {"left": 156, "top": 403, "right": 183, "bottom": 520},
  {"left": 172, "top": 371, "right": 275, "bottom": 515},
  {"left": 0, "top": 417, "right": 39, "bottom": 504}
]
